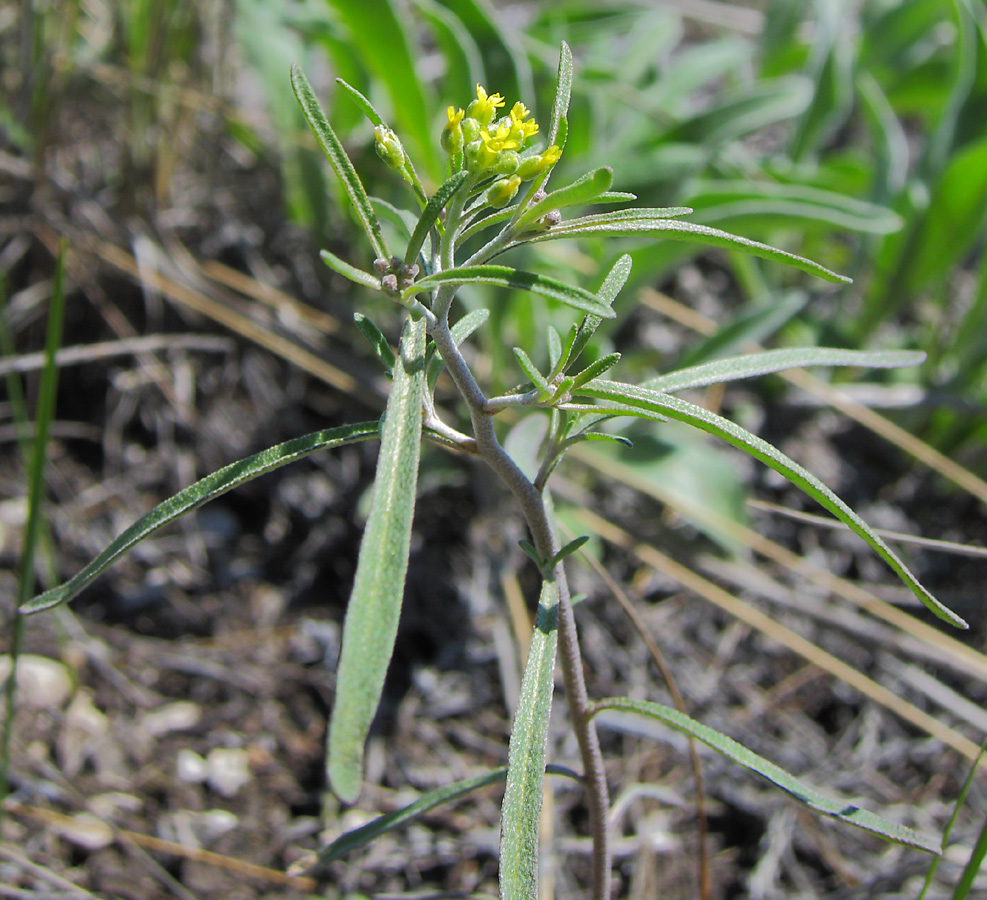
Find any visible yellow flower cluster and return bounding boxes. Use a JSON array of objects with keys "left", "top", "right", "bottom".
[{"left": 441, "top": 84, "right": 560, "bottom": 190}]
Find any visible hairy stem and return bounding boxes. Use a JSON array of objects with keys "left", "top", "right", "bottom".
[{"left": 429, "top": 315, "right": 611, "bottom": 900}]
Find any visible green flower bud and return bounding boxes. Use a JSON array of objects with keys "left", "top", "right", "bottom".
[
  {"left": 487, "top": 174, "right": 521, "bottom": 209},
  {"left": 516, "top": 145, "right": 562, "bottom": 180},
  {"left": 461, "top": 117, "right": 480, "bottom": 144},
  {"left": 374, "top": 125, "right": 406, "bottom": 170},
  {"left": 494, "top": 150, "right": 520, "bottom": 175}
]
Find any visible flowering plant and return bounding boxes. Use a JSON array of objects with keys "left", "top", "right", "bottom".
[{"left": 23, "top": 43, "right": 965, "bottom": 899}]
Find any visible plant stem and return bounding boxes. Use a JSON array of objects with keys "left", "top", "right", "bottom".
[{"left": 429, "top": 314, "right": 611, "bottom": 900}]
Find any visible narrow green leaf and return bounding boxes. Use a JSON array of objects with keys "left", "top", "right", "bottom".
[
  {"left": 354, "top": 313, "right": 395, "bottom": 377},
  {"left": 300, "top": 761, "right": 579, "bottom": 872},
  {"left": 335, "top": 77, "right": 385, "bottom": 127},
  {"left": 513, "top": 347, "right": 551, "bottom": 395},
  {"left": 518, "top": 539, "right": 547, "bottom": 571},
  {"left": 405, "top": 170, "right": 469, "bottom": 267},
  {"left": 547, "top": 323, "right": 579, "bottom": 381},
  {"left": 548, "top": 41, "right": 573, "bottom": 147},
  {"left": 571, "top": 352, "right": 621, "bottom": 389},
  {"left": 310, "top": 767, "right": 509, "bottom": 868},
  {"left": 500, "top": 577, "right": 560, "bottom": 899},
  {"left": 525, "top": 217, "right": 852, "bottom": 284},
  {"left": 594, "top": 696, "right": 941, "bottom": 853},
  {"left": 405, "top": 265, "right": 616, "bottom": 319},
  {"left": 518, "top": 167, "right": 615, "bottom": 227},
  {"left": 644, "top": 348, "right": 927, "bottom": 394},
  {"left": 573, "top": 432, "right": 634, "bottom": 448},
  {"left": 320, "top": 249, "right": 382, "bottom": 291},
  {"left": 291, "top": 64, "right": 390, "bottom": 260},
  {"left": 551, "top": 206, "right": 695, "bottom": 226},
  {"left": 570, "top": 381, "right": 967, "bottom": 629},
  {"left": 551, "top": 535, "right": 589, "bottom": 567},
  {"left": 951, "top": 795, "right": 987, "bottom": 899},
  {"left": 546, "top": 326, "right": 563, "bottom": 373},
  {"left": 568, "top": 253, "right": 633, "bottom": 364},
  {"left": 324, "top": 0, "right": 438, "bottom": 178},
  {"left": 21, "top": 422, "right": 380, "bottom": 614},
  {"left": 328, "top": 318, "right": 427, "bottom": 803}
]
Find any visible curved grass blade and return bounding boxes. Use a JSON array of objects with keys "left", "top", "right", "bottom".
[
  {"left": 644, "top": 348, "right": 927, "bottom": 394},
  {"left": 524, "top": 217, "right": 851, "bottom": 284},
  {"left": 517, "top": 167, "right": 614, "bottom": 227},
  {"left": 405, "top": 170, "right": 469, "bottom": 267},
  {"left": 570, "top": 381, "right": 967, "bottom": 628},
  {"left": 500, "top": 576, "right": 560, "bottom": 900},
  {"left": 21, "top": 422, "right": 381, "bottom": 615},
  {"left": 328, "top": 318, "right": 427, "bottom": 803},
  {"left": 320, "top": 249, "right": 381, "bottom": 291},
  {"left": 593, "top": 696, "right": 941, "bottom": 853},
  {"left": 291, "top": 64, "right": 390, "bottom": 261},
  {"left": 405, "top": 265, "right": 616, "bottom": 318}
]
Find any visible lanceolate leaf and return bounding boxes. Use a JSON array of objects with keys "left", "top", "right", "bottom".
[
  {"left": 570, "top": 381, "right": 967, "bottom": 628},
  {"left": 328, "top": 318, "right": 427, "bottom": 803},
  {"left": 593, "top": 697, "right": 941, "bottom": 853},
  {"left": 499, "top": 577, "right": 561, "bottom": 900},
  {"left": 303, "top": 761, "right": 580, "bottom": 871},
  {"left": 354, "top": 313, "right": 395, "bottom": 377},
  {"left": 291, "top": 64, "right": 390, "bottom": 260},
  {"left": 523, "top": 218, "right": 851, "bottom": 284},
  {"left": 644, "top": 348, "right": 927, "bottom": 394},
  {"left": 21, "top": 422, "right": 381, "bottom": 615},
  {"left": 405, "top": 266, "right": 616, "bottom": 318},
  {"left": 335, "top": 77, "right": 385, "bottom": 127},
  {"left": 320, "top": 249, "right": 382, "bottom": 291},
  {"left": 311, "top": 767, "right": 509, "bottom": 868},
  {"left": 548, "top": 41, "right": 573, "bottom": 147},
  {"left": 405, "top": 170, "right": 469, "bottom": 267},
  {"left": 568, "top": 253, "right": 633, "bottom": 364},
  {"left": 517, "top": 167, "right": 615, "bottom": 227}
]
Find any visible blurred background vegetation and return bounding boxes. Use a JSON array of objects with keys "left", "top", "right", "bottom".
[{"left": 3, "top": 0, "right": 987, "bottom": 897}]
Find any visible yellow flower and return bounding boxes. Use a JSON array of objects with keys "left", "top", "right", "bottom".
[{"left": 467, "top": 84, "right": 505, "bottom": 126}]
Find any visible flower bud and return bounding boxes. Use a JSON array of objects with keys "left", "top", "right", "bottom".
[
  {"left": 516, "top": 145, "right": 562, "bottom": 180},
  {"left": 487, "top": 175, "right": 522, "bottom": 209},
  {"left": 374, "top": 125, "right": 406, "bottom": 170},
  {"left": 440, "top": 106, "right": 465, "bottom": 154},
  {"left": 461, "top": 117, "right": 480, "bottom": 144},
  {"left": 493, "top": 150, "right": 520, "bottom": 175}
]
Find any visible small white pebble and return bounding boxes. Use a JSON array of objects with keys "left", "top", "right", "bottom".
[
  {"left": 176, "top": 748, "right": 209, "bottom": 783},
  {"left": 0, "top": 655, "right": 73, "bottom": 708},
  {"left": 206, "top": 747, "right": 251, "bottom": 798},
  {"left": 141, "top": 701, "right": 202, "bottom": 737}
]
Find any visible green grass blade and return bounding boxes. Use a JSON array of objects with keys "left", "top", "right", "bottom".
[
  {"left": 21, "top": 422, "right": 380, "bottom": 614},
  {"left": 405, "top": 170, "right": 469, "bottom": 267},
  {"left": 951, "top": 801, "right": 987, "bottom": 899},
  {"left": 499, "top": 577, "right": 560, "bottom": 900},
  {"left": 919, "top": 741, "right": 986, "bottom": 899},
  {"left": 406, "top": 265, "right": 616, "bottom": 318},
  {"left": 569, "top": 381, "right": 967, "bottom": 628},
  {"left": 328, "top": 317, "right": 427, "bottom": 803},
  {"left": 593, "top": 697, "right": 941, "bottom": 853},
  {"left": 644, "top": 348, "right": 927, "bottom": 394},
  {"left": 525, "top": 218, "right": 851, "bottom": 284},
  {"left": 2, "top": 248, "right": 66, "bottom": 810},
  {"left": 291, "top": 64, "right": 390, "bottom": 260}
]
